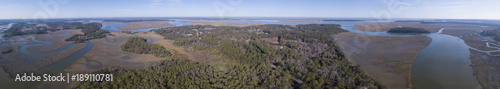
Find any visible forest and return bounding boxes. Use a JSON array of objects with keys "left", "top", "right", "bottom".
[
  {"left": 121, "top": 37, "right": 172, "bottom": 57},
  {"left": 2, "top": 22, "right": 86, "bottom": 37},
  {"left": 73, "top": 24, "right": 386, "bottom": 89},
  {"left": 387, "top": 27, "right": 430, "bottom": 33},
  {"left": 1, "top": 48, "right": 13, "bottom": 54},
  {"left": 2, "top": 23, "right": 47, "bottom": 37},
  {"left": 479, "top": 28, "right": 500, "bottom": 41},
  {"left": 65, "top": 23, "right": 110, "bottom": 42}
]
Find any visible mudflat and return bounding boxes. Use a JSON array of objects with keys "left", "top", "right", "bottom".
[{"left": 0, "top": 30, "right": 86, "bottom": 77}]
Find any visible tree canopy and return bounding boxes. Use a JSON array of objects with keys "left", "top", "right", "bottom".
[
  {"left": 121, "top": 37, "right": 172, "bottom": 57},
  {"left": 387, "top": 27, "right": 430, "bottom": 33},
  {"left": 74, "top": 24, "right": 386, "bottom": 89}
]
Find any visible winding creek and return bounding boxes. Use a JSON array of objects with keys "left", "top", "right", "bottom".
[{"left": 0, "top": 20, "right": 484, "bottom": 88}]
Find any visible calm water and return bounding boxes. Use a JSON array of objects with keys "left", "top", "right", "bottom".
[
  {"left": 198, "top": 20, "right": 482, "bottom": 89},
  {"left": 412, "top": 32, "right": 481, "bottom": 89},
  {"left": 0, "top": 19, "right": 481, "bottom": 89},
  {"left": 0, "top": 41, "right": 95, "bottom": 89},
  {"left": 101, "top": 20, "right": 192, "bottom": 32}
]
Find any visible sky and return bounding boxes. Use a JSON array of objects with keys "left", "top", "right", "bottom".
[{"left": 0, "top": 0, "right": 499, "bottom": 19}]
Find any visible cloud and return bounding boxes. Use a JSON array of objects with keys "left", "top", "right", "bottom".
[{"left": 148, "top": 0, "right": 183, "bottom": 7}]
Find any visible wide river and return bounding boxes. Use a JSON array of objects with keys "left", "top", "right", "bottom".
[{"left": 0, "top": 20, "right": 481, "bottom": 89}]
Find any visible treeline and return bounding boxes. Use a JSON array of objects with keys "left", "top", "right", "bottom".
[
  {"left": 479, "top": 28, "right": 500, "bottom": 41},
  {"left": 387, "top": 27, "right": 430, "bottom": 33},
  {"left": 121, "top": 37, "right": 172, "bottom": 57},
  {"left": 1, "top": 48, "right": 13, "bottom": 54},
  {"left": 2, "top": 23, "right": 47, "bottom": 37},
  {"left": 1, "top": 22, "right": 88, "bottom": 37},
  {"left": 103, "top": 19, "right": 174, "bottom": 22},
  {"left": 65, "top": 23, "right": 110, "bottom": 42},
  {"left": 74, "top": 24, "right": 386, "bottom": 89},
  {"left": 45, "top": 22, "right": 84, "bottom": 30}
]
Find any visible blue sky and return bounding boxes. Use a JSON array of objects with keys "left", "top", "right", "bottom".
[{"left": 0, "top": 0, "right": 499, "bottom": 19}]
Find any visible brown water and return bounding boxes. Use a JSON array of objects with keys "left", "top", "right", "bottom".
[{"left": 411, "top": 33, "right": 482, "bottom": 89}]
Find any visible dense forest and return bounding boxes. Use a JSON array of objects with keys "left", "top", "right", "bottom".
[
  {"left": 1, "top": 48, "right": 13, "bottom": 54},
  {"left": 121, "top": 37, "right": 172, "bottom": 57},
  {"left": 2, "top": 23, "right": 47, "bottom": 37},
  {"left": 65, "top": 23, "right": 110, "bottom": 42},
  {"left": 73, "top": 24, "right": 386, "bottom": 89},
  {"left": 387, "top": 27, "right": 430, "bottom": 33},
  {"left": 479, "top": 28, "right": 500, "bottom": 41},
  {"left": 1, "top": 22, "right": 86, "bottom": 37}
]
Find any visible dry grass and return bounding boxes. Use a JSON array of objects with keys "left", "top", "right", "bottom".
[
  {"left": 334, "top": 32, "right": 431, "bottom": 89},
  {"left": 27, "top": 30, "right": 83, "bottom": 52},
  {"left": 350, "top": 21, "right": 500, "bottom": 88},
  {"left": 64, "top": 31, "right": 197, "bottom": 74},
  {"left": 0, "top": 30, "right": 86, "bottom": 77},
  {"left": 116, "top": 21, "right": 174, "bottom": 30},
  {"left": 353, "top": 22, "right": 486, "bottom": 33}
]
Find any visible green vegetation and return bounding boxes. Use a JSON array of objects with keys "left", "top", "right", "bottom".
[
  {"left": 2, "top": 22, "right": 86, "bottom": 37},
  {"left": 2, "top": 23, "right": 47, "bottom": 37},
  {"left": 45, "top": 22, "right": 84, "bottom": 31},
  {"left": 74, "top": 24, "right": 386, "bottom": 89},
  {"left": 121, "top": 37, "right": 172, "bottom": 57},
  {"left": 65, "top": 23, "right": 110, "bottom": 42},
  {"left": 1, "top": 48, "right": 13, "bottom": 54},
  {"left": 479, "top": 28, "right": 500, "bottom": 41},
  {"left": 387, "top": 27, "right": 430, "bottom": 33}
]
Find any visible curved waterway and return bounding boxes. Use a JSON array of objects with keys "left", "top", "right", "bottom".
[
  {"left": 18, "top": 36, "right": 75, "bottom": 55},
  {"left": 0, "top": 41, "right": 95, "bottom": 89},
  {"left": 411, "top": 29, "right": 481, "bottom": 89},
  {"left": 0, "top": 20, "right": 482, "bottom": 88},
  {"left": 188, "top": 20, "right": 482, "bottom": 89}
]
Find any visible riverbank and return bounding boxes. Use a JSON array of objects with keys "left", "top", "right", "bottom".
[
  {"left": 116, "top": 21, "right": 174, "bottom": 30},
  {"left": 0, "top": 30, "right": 86, "bottom": 78},
  {"left": 440, "top": 28, "right": 500, "bottom": 89},
  {"left": 277, "top": 19, "right": 322, "bottom": 22},
  {"left": 353, "top": 22, "right": 446, "bottom": 32},
  {"left": 334, "top": 32, "right": 431, "bottom": 89},
  {"left": 181, "top": 21, "right": 264, "bottom": 27}
]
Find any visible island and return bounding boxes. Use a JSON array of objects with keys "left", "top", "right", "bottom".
[
  {"left": 479, "top": 28, "right": 500, "bottom": 41},
  {"left": 387, "top": 27, "right": 430, "bottom": 33}
]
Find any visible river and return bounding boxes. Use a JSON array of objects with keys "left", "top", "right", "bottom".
[
  {"left": 186, "top": 20, "right": 482, "bottom": 89},
  {"left": 0, "top": 19, "right": 482, "bottom": 89}
]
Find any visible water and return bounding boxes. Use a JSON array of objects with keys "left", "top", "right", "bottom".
[
  {"left": 0, "top": 19, "right": 482, "bottom": 88},
  {"left": 0, "top": 41, "right": 95, "bottom": 89},
  {"left": 18, "top": 36, "right": 76, "bottom": 55},
  {"left": 411, "top": 32, "right": 481, "bottom": 89},
  {"left": 192, "top": 20, "right": 482, "bottom": 89},
  {"left": 101, "top": 20, "right": 192, "bottom": 33}
]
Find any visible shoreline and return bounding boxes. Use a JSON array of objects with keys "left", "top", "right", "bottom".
[
  {"left": 181, "top": 21, "right": 265, "bottom": 27},
  {"left": 334, "top": 32, "right": 431, "bottom": 89},
  {"left": 116, "top": 21, "right": 174, "bottom": 30}
]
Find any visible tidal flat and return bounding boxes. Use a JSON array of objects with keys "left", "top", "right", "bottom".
[{"left": 334, "top": 32, "right": 431, "bottom": 89}]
